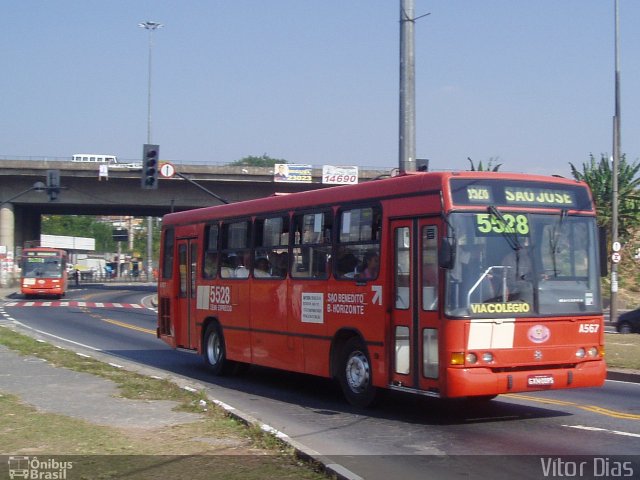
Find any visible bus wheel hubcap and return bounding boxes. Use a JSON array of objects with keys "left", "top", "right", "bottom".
[
  {"left": 207, "top": 334, "right": 220, "bottom": 363},
  {"left": 346, "top": 352, "right": 370, "bottom": 393}
]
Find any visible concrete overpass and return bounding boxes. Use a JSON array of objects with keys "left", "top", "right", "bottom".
[{"left": 0, "top": 159, "right": 389, "bottom": 257}]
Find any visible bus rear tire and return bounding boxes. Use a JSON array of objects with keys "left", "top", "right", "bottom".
[
  {"left": 203, "top": 323, "right": 235, "bottom": 375},
  {"left": 338, "top": 337, "right": 378, "bottom": 408}
]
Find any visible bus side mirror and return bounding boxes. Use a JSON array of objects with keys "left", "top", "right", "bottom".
[
  {"left": 439, "top": 236, "right": 456, "bottom": 270},
  {"left": 598, "top": 226, "right": 608, "bottom": 277}
]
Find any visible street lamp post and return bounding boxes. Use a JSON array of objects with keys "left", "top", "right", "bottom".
[
  {"left": 139, "top": 20, "right": 163, "bottom": 280},
  {"left": 138, "top": 21, "right": 163, "bottom": 144}
]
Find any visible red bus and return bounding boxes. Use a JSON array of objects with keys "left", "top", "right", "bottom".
[
  {"left": 20, "top": 247, "right": 69, "bottom": 299},
  {"left": 157, "top": 171, "right": 606, "bottom": 407}
]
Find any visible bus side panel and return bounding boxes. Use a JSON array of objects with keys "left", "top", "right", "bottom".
[
  {"left": 204, "top": 281, "right": 252, "bottom": 363},
  {"left": 249, "top": 281, "right": 303, "bottom": 371},
  {"left": 322, "top": 282, "right": 388, "bottom": 387},
  {"left": 289, "top": 282, "right": 329, "bottom": 376},
  {"left": 223, "top": 327, "right": 252, "bottom": 364}
]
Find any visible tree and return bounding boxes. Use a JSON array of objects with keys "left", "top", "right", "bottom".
[
  {"left": 569, "top": 154, "right": 640, "bottom": 240},
  {"left": 229, "top": 154, "right": 287, "bottom": 167},
  {"left": 41, "top": 215, "right": 117, "bottom": 251},
  {"left": 467, "top": 157, "right": 502, "bottom": 172},
  {"left": 133, "top": 219, "right": 161, "bottom": 262}
]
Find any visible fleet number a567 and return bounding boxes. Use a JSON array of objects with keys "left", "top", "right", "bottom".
[{"left": 578, "top": 324, "right": 599, "bottom": 333}]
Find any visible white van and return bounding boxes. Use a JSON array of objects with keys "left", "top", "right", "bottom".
[{"left": 72, "top": 154, "right": 118, "bottom": 164}]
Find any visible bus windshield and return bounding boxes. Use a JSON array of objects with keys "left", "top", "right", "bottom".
[
  {"left": 22, "top": 256, "right": 64, "bottom": 278},
  {"left": 444, "top": 211, "right": 601, "bottom": 318}
]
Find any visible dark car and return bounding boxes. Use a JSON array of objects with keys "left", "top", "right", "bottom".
[{"left": 616, "top": 308, "right": 640, "bottom": 334}]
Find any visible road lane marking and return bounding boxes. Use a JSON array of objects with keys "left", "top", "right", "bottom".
[
  {"left": 507, "top": 393, "right": 640, "bottom": 420},
  {"left": 100, "top": 317, "right": 156, "bottom": 335},
  {"left": 563, "top": 425, "right": 640, "bottom": 438},
  {"left": 4, "top": 300, "right": 150, "bottom": 310},
  {"left": 579, "top": 405, "right": 640, "bottom": 420}
]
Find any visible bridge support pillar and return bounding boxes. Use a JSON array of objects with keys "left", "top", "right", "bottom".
[{"left": 0, "top": 203, "right": 15, "bottom": 287}]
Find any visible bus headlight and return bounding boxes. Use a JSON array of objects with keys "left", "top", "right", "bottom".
[
  {"left": 587, "top": 347, "right": 598, "bottom": 357},
  {"left": 481, "top": 352, "right": 494, "bottom": 363},
  {"left": 575, "top": 348, "right": 586, "bottom": 359},
  {"left": 465, "top": 353, "right": 478, "bottom": 364}
]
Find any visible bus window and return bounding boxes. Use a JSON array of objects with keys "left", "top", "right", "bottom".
[
  {"left": 291, "top": 211, "right": 331, "bottom": 279},
  {"left": 254, "top": 216, "right": 289, "bottom": 279},
  {"left": 421, "top": 225, "right": 438, "bottom": 311},
  {"left": 161, "top": 228, "right": 174, "bottom": 280},
  {"left": 336, "top": 206, "right": 381, "bottom": 280},
  {"left": 394, "top": 227, "right": 410, "bottom": 309},
  {"left": 220, "top": 220, "right": 250, "bottom": 279},
  {"left": 203, "top": 224, "right": 219, "bottom": 279}
]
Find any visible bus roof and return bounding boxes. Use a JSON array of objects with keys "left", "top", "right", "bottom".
[
  {"left": 161, "top": 171, "right": 592, "bottom": 226},
  {"left": 71, "top": 154, "right": 118, "bottom": 163}
]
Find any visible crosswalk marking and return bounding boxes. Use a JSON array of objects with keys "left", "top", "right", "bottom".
[{"left": 3, "top": 300, "right": 150, "bottom": 310}]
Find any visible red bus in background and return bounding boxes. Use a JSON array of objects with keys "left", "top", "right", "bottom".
[
  {"left": 20, "top": 247, "right": 68, "bottom": 299},
  {"left": 157, "top": 171, "right": 606, "bottom": 407}
]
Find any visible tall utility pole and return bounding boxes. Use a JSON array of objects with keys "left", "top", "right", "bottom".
[
  {"left": 139, "top": 20, "right": 163, "bottom": 279},
  {"left": 399, "top": 0, "right": 416, "bottom": 174},
  {"left": 610, "top": 0, "right": 621, "bottom": 325},
  {"left": 398, "top": 1, "right": 429, "bottom": 174}
]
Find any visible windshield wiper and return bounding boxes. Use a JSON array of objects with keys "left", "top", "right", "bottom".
[{"left": 487, "top": 206, "right": 521, "bottom": 251}]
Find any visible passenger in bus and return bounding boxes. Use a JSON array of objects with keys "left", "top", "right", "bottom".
[
  {"left": 337, "top": 252, "right": 358, "bottom": 278},
  {"left": 270, "top": 252, "right": 288, "bottom": 277},
  {"left": 221, "top": 253, "right": 249, "bottom": 278},
  {"left": 357, "top": 250, "right": 379, "bottom": 280},
  {"left": 235, "top": 255, "right": 249, "bottom": 278},
  {"left": 254, "top": 257, "right": 271, "bottom": 278},
  {"left": 204, "top": 253, "right": 217, "bottom": 279}
]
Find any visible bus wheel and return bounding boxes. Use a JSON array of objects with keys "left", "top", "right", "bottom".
[
  {"left": 338, "top": 337, "right": 378, "bottom": 408},
  {"left": 203, "top": 323, "right": 234, "bottom": 375}
]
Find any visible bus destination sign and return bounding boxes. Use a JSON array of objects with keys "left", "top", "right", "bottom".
[
  {"left": 450, "top": 179, "right": 588, "bottom": 210},
  {"left": 25, "top": 251, "right": 58, "bottom": 257},
  {"left": 504, "top": 187, "right": 574, "bottom": 207}
]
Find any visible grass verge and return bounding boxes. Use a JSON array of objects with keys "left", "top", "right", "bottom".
[
  {"left": 0, "top": 326, "right": 329, "bottom": 479},
  {"left": 605, "top": 332, "right": 640, "bottom": 370}
]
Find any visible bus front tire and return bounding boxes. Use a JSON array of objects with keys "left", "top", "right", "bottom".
[
  {"left": 338, "top": 337, "right": 378, "bottom": 408},
  {"left": 203, "top": 323, "right": 235, "bottom": 375}
]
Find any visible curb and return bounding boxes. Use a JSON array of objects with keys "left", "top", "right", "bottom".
[{"left": 606, "top": 368, "right": 640, "bottom": 383}]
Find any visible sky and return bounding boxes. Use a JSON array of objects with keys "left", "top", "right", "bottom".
[{"left": 2, "top": 1, "right": 640, "bottom": 177}]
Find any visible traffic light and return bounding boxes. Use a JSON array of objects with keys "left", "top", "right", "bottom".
[
  {"left": 46, "top": 169, "right": 61, "bottom": 201},
  {"left": 141, "top": 144, "right": 160, "bottom": 189}
]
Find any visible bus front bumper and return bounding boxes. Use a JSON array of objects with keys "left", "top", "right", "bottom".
[{"left": 445, "top": 360, "right": 606, "bottom": 398}]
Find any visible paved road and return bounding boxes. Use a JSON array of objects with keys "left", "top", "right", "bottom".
[{"left": 2, "top": 285, "right": 639, "bottom": 480}]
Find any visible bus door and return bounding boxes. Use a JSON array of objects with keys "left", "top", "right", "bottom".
[
  {"left": 390, "top": 219, "right": 441, "bottom": 393},
  {"left": 176, "top": 238, "right": 198, "bottom": 350}
]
